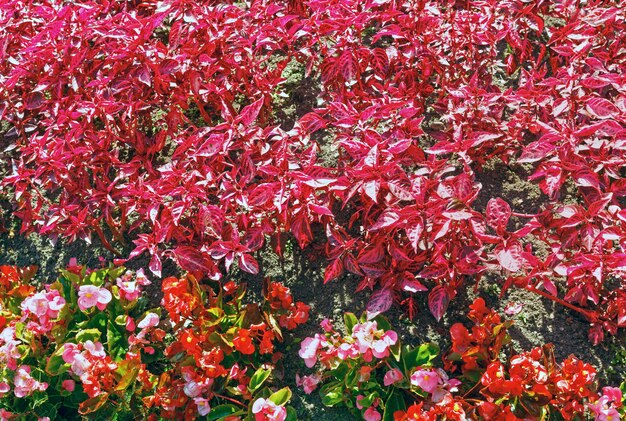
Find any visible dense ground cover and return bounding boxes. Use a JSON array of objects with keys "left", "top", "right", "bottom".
[{"left": 0, "top": 0, "right": 625, "bottom": 419}]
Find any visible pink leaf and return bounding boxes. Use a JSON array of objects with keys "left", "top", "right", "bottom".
[
  {"left": 239, "top": 253, "right": 259, "bottom": 274},
  {"left": 370, "top": 210, "right": 399, "bottom": 231},
  {"left": 238, "top": 97, "right": 264, "bottom": 126},
  {"left": 496, "top": 243, "right": 524, "bottom": 272},
  {"left": 586, "top": 97, "right": 619, "bottom": 119},
  {"left": 324, "top": 258, "right": 344, "bottom": 284},
  {"left": 172, "top": 246, "right": 213, "bottom": 273},
  {"left": 149, "top": 253, "right": 162, "bottom": 277},
  {"left": 428, "top": 285, "right": 450, "bottom": 322},
  {"left": 366, "top": 288, "right": 393, "bottom": 319},
  {"left": 486, "top": 198, "right": 511, "bottom": 229}
]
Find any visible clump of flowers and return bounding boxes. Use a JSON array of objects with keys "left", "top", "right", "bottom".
[
  {"left": 300, "top": 299, "right": 622, "bottom": 421},
  {"left": 145, "top": 276, "right": 305, "bottom": 419},
  {"left": 0, "top": 265, "right": 302, "bottom": 420}
]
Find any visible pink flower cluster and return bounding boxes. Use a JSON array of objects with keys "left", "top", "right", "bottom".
[
  {"left": 20, "top": 288, "right": 66, "bottom": 334},
  {"left": 13, "top": 365, "right": 48, "bottom": 398},
  {"left": 356, "top": 395, "right": 382, "bottom": 421},
  {"left": 298, "top": 319, "right": 398, "bottom": 370},
  {"left": 252, "top": 397, "right": 287, "bottom": 421},
  {"left": 62, "top": 341, "right": 117, "bottom": 397},
  {"left": 0, "top": 327, "right": 22, "bottom": 370},
  {"left": 77, "top": 285, "right": 112, "bottom": 311},
  {"left": 589, "top": 387, "right": 623, "bottom": 421},
  {"left": 411, "top": 368, "right": 461, "bottom": 403},
  {"left": 116, "top": 268, "right": 150, "bottom": 301},
  {"left": 295, "top": 373, "right": 321, "bottom": 395}
]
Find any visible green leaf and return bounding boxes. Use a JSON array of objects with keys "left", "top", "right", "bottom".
[
  {"left": 344, "top": 312, "right": 358, "bottom": 334},
  {"left": 320, "top": 382, "right": 344, "bottom": 407},
  {"left": 373, "top": 315, "right": 392, "bottom": 332},
  {"left": 285, "top": 407, "right": 297, "bottom": 421},
  {"left": 76, "top": 328, "right": 102, "bottom": 343},
  {"left": 402, "top": 343, "right": 439, "bottom": 371},
  {"left": 87, "top": 269, "right": 107, "bottom": 287},
  {"left": 382, "top": 390, "right": 406, "bottom": 421},
  {"left": 78, "top": 393, "right": 109, "bottom": 415},
  {"left": 45, "top": 346, "right": 68, "bottom": 376},
  {"left": 268, "top": 387, "right": 292, "bottom": 406},
  {"left": 115, "top": 359, "right": 139, "bottom": 391},
  {"left": 107, "top": 321, "right": 125, "bottom": 360},
  {"left": 207, "top": 404, "right": 241, "bottom": 421},
  {"left": 358, "top": 392, "right": 379, "bottom": 409},
  {"left": 248, "top": 367, "right": 271, "bottom": 392}
]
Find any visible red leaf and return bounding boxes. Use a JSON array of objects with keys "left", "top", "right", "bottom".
[
  {"left": 428, "top": 285, "right": 450, "bottom": 322},
  {"left": 324, "top": 258, "right": 344, "bottom": 284},
  {"left": 586, "top": 97, "right": 619, "bottom": 119},
  {"left": 172, "top": 246, "right": 213, "bottom": 273},
  {"left": 588, "top": 324, "right": 604, "bottom": 345},
  {"left": 518, "top": 140, "right": 556, "bottom": 163},
  {"left": 238, "top": 97, "right": 264, "bottom": 126},
  {"left": 239, "top": 253, "right": 259, "bottom": 274},
  {"left": 338, "top": 50, "right": 357, "bottom": 81},
  {"left": 406, "top": 222, "right": 423, "bottom": 253},
  {"left": 366, "top": 288, "right": 393, "bottom": 319},
  {"left": 358, "top": 243, "right": 385, "bottom": 264},
  {"left": 400, "top": 272, "right": 428, "bottom": 293},
  {"left": 344, "top": 254, "right": 363, "bottom": 275},
  {"left": 496, "top": 243, "right": 524, "bottom": 272},
  {"left": 486, "top": 198, "right": 511, "bottom": 229},
  {"left": 149, "top": 253, "right": 162, "bottom": 277},
  {"left": 363, "top": 179, "right": 380, "bottom": 202},
  {"left": 370, "top": 210, "right": 399, "bottom": 231}
]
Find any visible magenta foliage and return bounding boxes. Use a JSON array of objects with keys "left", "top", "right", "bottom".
[{"left": 1, "top": 0, "right": 625, "bottom": 341}]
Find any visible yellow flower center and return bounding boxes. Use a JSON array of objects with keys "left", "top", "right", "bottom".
[
  {"left": 86, "top": 293, "right": 93, "bottom": 298},
  {"left": 423, "top": 375, "right": 430, "bottom": 381},
  {"left": 187, "top": 336, "right": 193, "bottom": 343}
]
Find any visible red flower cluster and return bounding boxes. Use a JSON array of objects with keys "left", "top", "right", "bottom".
[{"left": 153, "top": 276, "right": 308, "bottom": 418}]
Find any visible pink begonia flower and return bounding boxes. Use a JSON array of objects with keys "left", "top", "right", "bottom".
[
  {"left": 411, "top": 369, "right": 440, "bottom": 393},
  {"left": 0, "top": 382, "right": 9, "bottom": 397},
  {"left": 184, "top": 380, "right": 202, "bottom": 398},
  {"left": 383, "top": 368, "right": 403, "bottom": 386},
  {"left": 21, "top": 290, "right": 66, "bottom": 320},
  {"left": 13, "top": 365, "right": 48, "bottom": 398},
  {"left": 299, "top": 336, "right": 322, "bottom": 368},
  {"left": 252, "top": 398, "right": 287, "bottom": 421},
  {"left": 194, "top": 397, "right": 211, "bottom": 416},
  {"left": 77, "top": 285, "right": 112, "bottom": 311},
  {"left": 117, "top": 277, "right": 141, "bottom": 301},
  {"left": 83, "top": 341, "right": 106, "bottom": 358},
  {"left": 352, "top": 321, "right": 398, "bottom": 359},
  {"left": 601, "top": 387, "right": 622, "bottom": 405},
  {"left": 138, "top": 313, "right": 160, "bottom": 329},
  {"left": 372, "top": 330, "right": 397, "bottom": 358},
  {"left": 126, "top": 316, "right": 136, "bottom": 332},
  {"left": 0, "top": 408, "right": 13, "bottom": 421},
  {"left": 0, "top": 327, "right": 22, "bottom": 370},
  {"left": 337, "top": 342, "right": 359, "bottom": 360},
  {"left": 296, "top": 373, "right": 321, "bottom": 394},
  {"left": 135, "top": 268, "right": 151, "bottom": 286},
  {"left": 38, "top": 417, "right": 51, "bottom": 421},
  {"left": 589, "top": 387, "right": 623, "bottom": 421},
  {"left": 320, "top": 318, "right": 333, "bottom": 332},
  {"left": 62, "top": 379, "right": 75, "bottom": 392},
  {"left": 62, "top": 343, "right": 80, "bottom": 364},
  {"left": 363, "top": 407, "right": 382, "bottom": 421}
]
